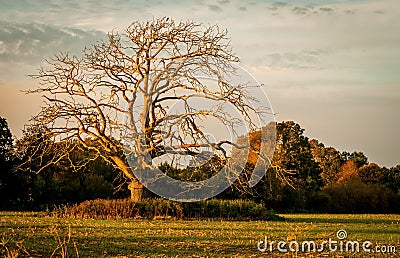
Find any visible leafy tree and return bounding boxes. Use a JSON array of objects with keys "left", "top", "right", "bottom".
[
  {"left": 0, "top": 117, "right": 12, "bottom": 155},
  {"left": 215, "top": 123, "right": 279, "bottom": 200},
  {"left": 323, "top": 180, "right": 398, "bottom": 213},
  {"left": 359, "top": 163, "right": 387, "bottom": 184},
  {"left": 309, "top": 139, "right": 342, "bottom": 186},
  {"left": 0, "top": 117, "right": 19, "bottom": 209},
  {"left": 273, "top": 121, "right": 321, "bottom": 189},
  {"left": 321, "top": 160, "right": 399, "bottom": 213},
  {"left": 336, "top": 160, "right": 360, "bottom": 185},
  {"left": 15, "top": 127, "right": 127, "bottom": 207},
  {"left": 384, "top": 165, "right": 400, "bottom": 193},
  {"left": 341, "top": 151, "right": 368, "bottom": 168},
  {"left": 235, "top": 121, "right": 321, "bottom": 211},
  {"left": 27, "top": 17, "right": 268, "bottom": 201},
  {"left": 265, "top": 121, "right": 323, "bottom": 211}
]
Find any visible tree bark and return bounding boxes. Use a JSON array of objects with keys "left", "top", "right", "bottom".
[
  {"left": 128, "top": 178, "right": 144, "bottom": 202},
  {"left": 110, "top": 155, "right": 144, "bottom": 202}
]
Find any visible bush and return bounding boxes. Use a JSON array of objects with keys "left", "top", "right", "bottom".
[
  {"left": 306, "top": 191, "right": 334, "bottom": 213},
  {"left": 322, "top": 181, "right": 399, "bottom": 213},
  {"left": 51, "top": 198, "right": 282, "bottom": 221},
  {"left": 182, "top": 199, "right": 282, "bottom": 220},
  {"left": 52, "top": 198, "right": 184, "bottom": 220}
]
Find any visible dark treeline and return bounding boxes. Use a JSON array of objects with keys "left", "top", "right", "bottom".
[
  {"left": 228, "top": 121, "right": 400, "bottom": 213},
  {"left": 0, "top": 117, "right": 129, "bottom": 210},
  {"left": 1, "top": 117, "right": 399, "bottom": 213}
]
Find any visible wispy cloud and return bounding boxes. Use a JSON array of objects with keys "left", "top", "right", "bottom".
[
  {"left": 262, "top": 49, "right": 330, "bottom": 69},
  {"left": 0, "top": 0, "right": 399, "bottom": 166},
  {"left": 0, "top": 21, "right": 106, "bottom": 64},
  {"left": 208, "top": 4, "right": 223, "bottom": 12}
]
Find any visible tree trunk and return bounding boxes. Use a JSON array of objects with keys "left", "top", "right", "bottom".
[
  {"left": 128, "top": 178, "right": 144, "bottom": 202},
  {"left": 110, "top": 155, "right": 145, "bottom": 202}
]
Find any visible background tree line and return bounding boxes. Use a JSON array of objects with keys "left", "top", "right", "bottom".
[{"left": 1, "top": 116, "right": 399, "bottom": 213}]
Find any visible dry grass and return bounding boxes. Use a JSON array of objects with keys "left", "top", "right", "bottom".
[{"left": 1, "top": 212, "right": 399, "bottom": 257}]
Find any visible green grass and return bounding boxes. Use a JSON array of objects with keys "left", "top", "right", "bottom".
[{"left": 1, "top": 212, "right": 399, "bottom": 257}]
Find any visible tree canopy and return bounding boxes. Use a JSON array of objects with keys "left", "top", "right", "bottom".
[{"left": 26, "top": 18, "right": 274, "bottom": 201}]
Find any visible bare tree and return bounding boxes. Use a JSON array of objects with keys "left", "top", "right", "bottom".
[{"left": 27, "top": 17, "right": 271, "bottom": 201}]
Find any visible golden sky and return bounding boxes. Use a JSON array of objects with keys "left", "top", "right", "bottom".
[{"left": 0, "top": 0, "right": 399, "bottom": 167}]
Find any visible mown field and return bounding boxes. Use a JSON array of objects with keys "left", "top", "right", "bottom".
[{"left": 1, "top": 212, "right": 399, "bottom": 257}]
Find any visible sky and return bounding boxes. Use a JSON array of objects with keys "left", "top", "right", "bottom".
[{"left": 0, "top": 0, "right": 399, "bottom": 167}]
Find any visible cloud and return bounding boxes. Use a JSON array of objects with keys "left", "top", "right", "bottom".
[
  {"left": 0, "top": 41, "right": 5, "bottom": 55},
  {"left": 0, "top": 0, "right": 399, "bottom": 167},
  {"left": 373, "top": 10, "right": 385, "bottom": 14},
  {"left": 269, "top": 2, "right": 338, "bottom": 16},
  {"left": 0, "top": 21, "right": 106, "bottom": 64},
  {"left": 319, "top": 7, "right": 333, "bottom": 13},
  {"left": 271, "top": 2, "right": 289, "bottom": 8},
  {"left": 208, "top": 4, "right": 223, "bottom": 12},
  {"left": 292, "top": 6, "right": 312, "bottom": 15},
  {"left": 218, "top": 0, "right": 230, "bottom": 5},
  {"left": 263, "top": 49, "right": 330, "bottom": 69}
]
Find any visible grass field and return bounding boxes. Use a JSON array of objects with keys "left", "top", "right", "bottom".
[{"left": 1, "top": 212, "right": 399, "bottom": 257}]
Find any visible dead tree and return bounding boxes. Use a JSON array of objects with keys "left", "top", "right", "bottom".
[{"left": 27, "top": 17, "right": 271, "bottom": 201}]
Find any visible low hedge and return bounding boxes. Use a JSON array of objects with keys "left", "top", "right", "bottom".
[
  {"left": 51, "top": 198, "right": 282, "bottom": 221},
  {"left": 182, "top": 199, "right": 281, "bottom": 220}
]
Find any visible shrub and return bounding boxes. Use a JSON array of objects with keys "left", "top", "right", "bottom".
[
  {"left": 183, "top": 199, "right": 282, "bottom": 221},
  {"left": 306, "top": 191, "right": 334, "bottom": 213},
  {"left": 51, "top": 198, "right": 282, "bottom": 221},
  {"left": 52, "top": 198, "right": 183, "bottom": 220},
  {"left": 322, "top": 181, "right": 399, "bottom": 213}
]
